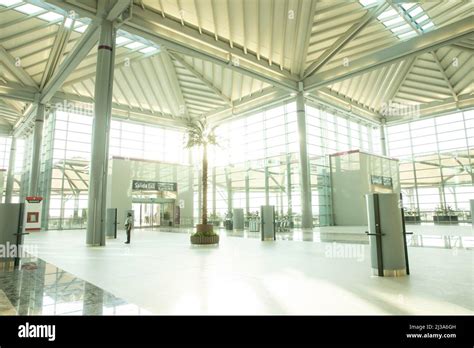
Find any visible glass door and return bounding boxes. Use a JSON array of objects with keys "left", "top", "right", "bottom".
[{"left": 131, "top": 203, "right": 158, "bottom": 227}]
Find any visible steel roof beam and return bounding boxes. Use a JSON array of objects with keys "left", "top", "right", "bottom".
[
  {"left": 303, "top": 2, "right": 389, "bottom": 79},
  {"left": 43, "top": 0, "right": 299, "bottom": 92},
  {"left": 386, "top": 93, "right": 474, "bottom": 124},
  {"left": 106, "top": 0, "right": 132, "bottom": 21},
  {"left": 0, "top": 83, "right": 37, "bottom": 102},
  {"left": 315, "top": 88, "right": 379, "bottom": 120},
  {"left": 40, "top": 19, "right": 74, "bottom": 90},
  {"left": 304, "top": 15, "right": 474, "bottom": 91},
  {"left": 169, "top": 52, "right": 232, "bottom": 106},
  {"left": 379, "top": 57, "right": 417, "bottom": 112},
  {"left": 430, "top": 50, "right": 458, "bottom": 102},
  {"left": 295, "top": 0, "right": 318, "bottom": 77},
  {"left": 40, "top": 21, "right": 101, "bottom": 104},
  {"left": 160, "top": 49, "right": 190, "bottom": 118},
  {"left": 0, "top": 83, "right": 185, "bottom": 129},
  {"left": 207, "top": 87, "right": 293, "bottom": 125},
  {"left": 0, "top": 45, "right": 38, "bottom": 88},
  {"left": 391, "top": 2, "right": 459, "bottom": 104}
]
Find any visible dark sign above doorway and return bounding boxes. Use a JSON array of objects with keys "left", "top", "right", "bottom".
[
  {"left": 132, "top": 180, "right": 177, "bottom": 192},
  {"left": 370, "top": 175, "right": 393, "bottom": 188}
]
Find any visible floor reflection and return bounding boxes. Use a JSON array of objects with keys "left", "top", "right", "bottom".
[
  {"left": 150, "top": 226, "right": 473, "bottom": 250},
  {"left": 0, "top": 257, "right": 152, "bottom": 315}
]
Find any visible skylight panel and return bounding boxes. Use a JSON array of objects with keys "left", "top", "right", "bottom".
[
  {"left": 38, "top": 11, "right": 63, "bottom": 22},
  {"left": 73, "top": 24, "right": 88, "bottom": 33},
  {"left": 397, "top": 31, "right": 417, "bottom": 40},
  {"left": 14, "top": 3, "right": 43, "bottom": 14},
  {"left": 358, "top": 0, "right": 378, "bottom": 7},
  {"left": 116, "top": 36, "right": 131, "bottom": 45},
  {"left": 125, "top": 42, "right": 145, "bottom": 50},
  {"left": 64, "top": 17, "right": 73, "bottom": 28},
  {"left": 383, "top": 17, "right": 405, "bottom": 27},
  {"left": 139, "top": 47, "right": 158, "bottom": 54},
  {"left": 408, "top": 6, "right": 423, "bottom": 17},
  {"left": 416, "top": 14, "right": 429, "bottom": 23},
  {"left": 0, "top": 0, "right": 22, "bottom": 7},
  {"left": 378, "top": 9, "right": 398, "bottom": 21},
  {"left": 390, "top": 24, "right": 411, "bottom": 33},
  {"left": 422, "top": 22, "right": 434, "bottom": 30},
  {"left": 401, "top": 3, "right": 415, "bottom": 11}
]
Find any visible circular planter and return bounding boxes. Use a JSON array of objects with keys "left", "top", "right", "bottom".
[
  {"left": 191, "top": 224, "right": 219, "bottom": 245},
  {"left": 190, "top": 234, "right": 219, "bottom": 245}
]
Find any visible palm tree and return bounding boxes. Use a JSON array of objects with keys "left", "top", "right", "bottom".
[{"left": 185, "top": 119, "right": 219, "bottom": 240}]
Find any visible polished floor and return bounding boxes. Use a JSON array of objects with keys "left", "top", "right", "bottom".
[
  {"left": 0, "top": 258, "right": 151, "bottom": 315},
  {"left": 161, "top": 223, "right": 474, "bottom": 249},
  {"left": 14, "top": 225, "right": 474, "bottom": 315}
]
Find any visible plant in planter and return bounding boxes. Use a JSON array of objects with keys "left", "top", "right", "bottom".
[
  {"left": 434, "top": 205, "right": 458, "bottom": 224},
  {"left": 403, "top": 207, "right": 421, "bottom": 223},
  {"left": 185, "top": 119, "right": 220, "bottom": 245}
]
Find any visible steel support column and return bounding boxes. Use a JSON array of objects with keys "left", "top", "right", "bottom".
[
  {"left": 5, "top": 137, "right": 16, "bottom": 203},
  {"left": 286, "top": 154, "right": 293, "bottom": 223},
  {"left": 380, "top": 119, "right": 388, "bottom": 156},
  {"left": 86, "top": 20, "right": 116, "bottom": 246},
  {"left": 212, "top": 167, "right": 216, "bottom": 216},
  {"left": 245, "top": 171, "right": 250, "bottom": 215},
  {"left": 264, "top": 166, "right": 270, "bottom": 206},
  {"left": 297, "top": 93, "right": 313, "bottom": 229},
  {"left": 29, "top": 104, "right": 46, "bottom": 196},
  {"left": 225, "top": 168, "right": 232, "bottom": 214}
]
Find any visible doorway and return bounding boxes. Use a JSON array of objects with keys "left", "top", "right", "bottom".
[{"left": 132, "top": 203, "right": 161, "bottom": 228}]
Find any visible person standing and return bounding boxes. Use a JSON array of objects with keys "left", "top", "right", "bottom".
[{"left": 124, "top": 212, "right": 133, "bottom": 244}]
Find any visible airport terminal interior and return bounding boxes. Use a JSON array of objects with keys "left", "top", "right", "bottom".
[{"left": 0, "top": 0, "right": 473, "bottom": 315}]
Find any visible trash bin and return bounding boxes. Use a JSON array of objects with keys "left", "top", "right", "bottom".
[
  {"left": 365, "top": 193, "right": 410, "bottom": 277},
  {"left": 224, "top": 219, "right": 233, "bottom": 230}
]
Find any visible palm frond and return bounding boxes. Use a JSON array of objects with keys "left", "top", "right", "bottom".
[{"left": 184, "top": 118, "right": 220, "bottom": 149}]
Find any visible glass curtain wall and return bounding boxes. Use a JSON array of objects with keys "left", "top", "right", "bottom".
[
  {"left": 0, "top": 135, "right": 10, "bottom": 201},
  {"left": 386, "top": 110, "right": 474, "bottom": 222},
  {"left": 44, "top": 109, "right": 189, "bottom": 230},
  {"left": 199, "top": 101, "right": 299, "bottom": 226},
  {"left": 0, "top": 136, "right": 26, "bottom": 203},
  {"left": 201, "top": 100, "right": 381, "bottom": 227}
]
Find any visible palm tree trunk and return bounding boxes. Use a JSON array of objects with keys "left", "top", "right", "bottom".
[{"left": 202, "top": 143, "right": 208, "bottom": 225}]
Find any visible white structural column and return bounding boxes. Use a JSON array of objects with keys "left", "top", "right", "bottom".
[
  {"left": 296, "top": 92, "right": 313, "bottom": 229},
  {"left": 212, "top": 167, "right": 216, "bottom": 216},
  {"left": 86, "top": 20, "right": 116, "bottom": 246},
  {"left": 225, "top": 168, "right": 232, "bottom": 214},
  {"left": 5, "top": 137, "right": 16, "bottom": 203},
  {"left": 245, "top": 172, "right": 250, "bottom": 215},
  {"left": 264, "top": 166, "right": 270, "bottom": 206},
  {"left": 380, "top": 119, "right": 388, "bottom": 156},
  {"left": 286, "top": 154, "right": 292, "bottom": 221},
  {"left": 29, "top": 104, "right": 46, "bottom": 196}
]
